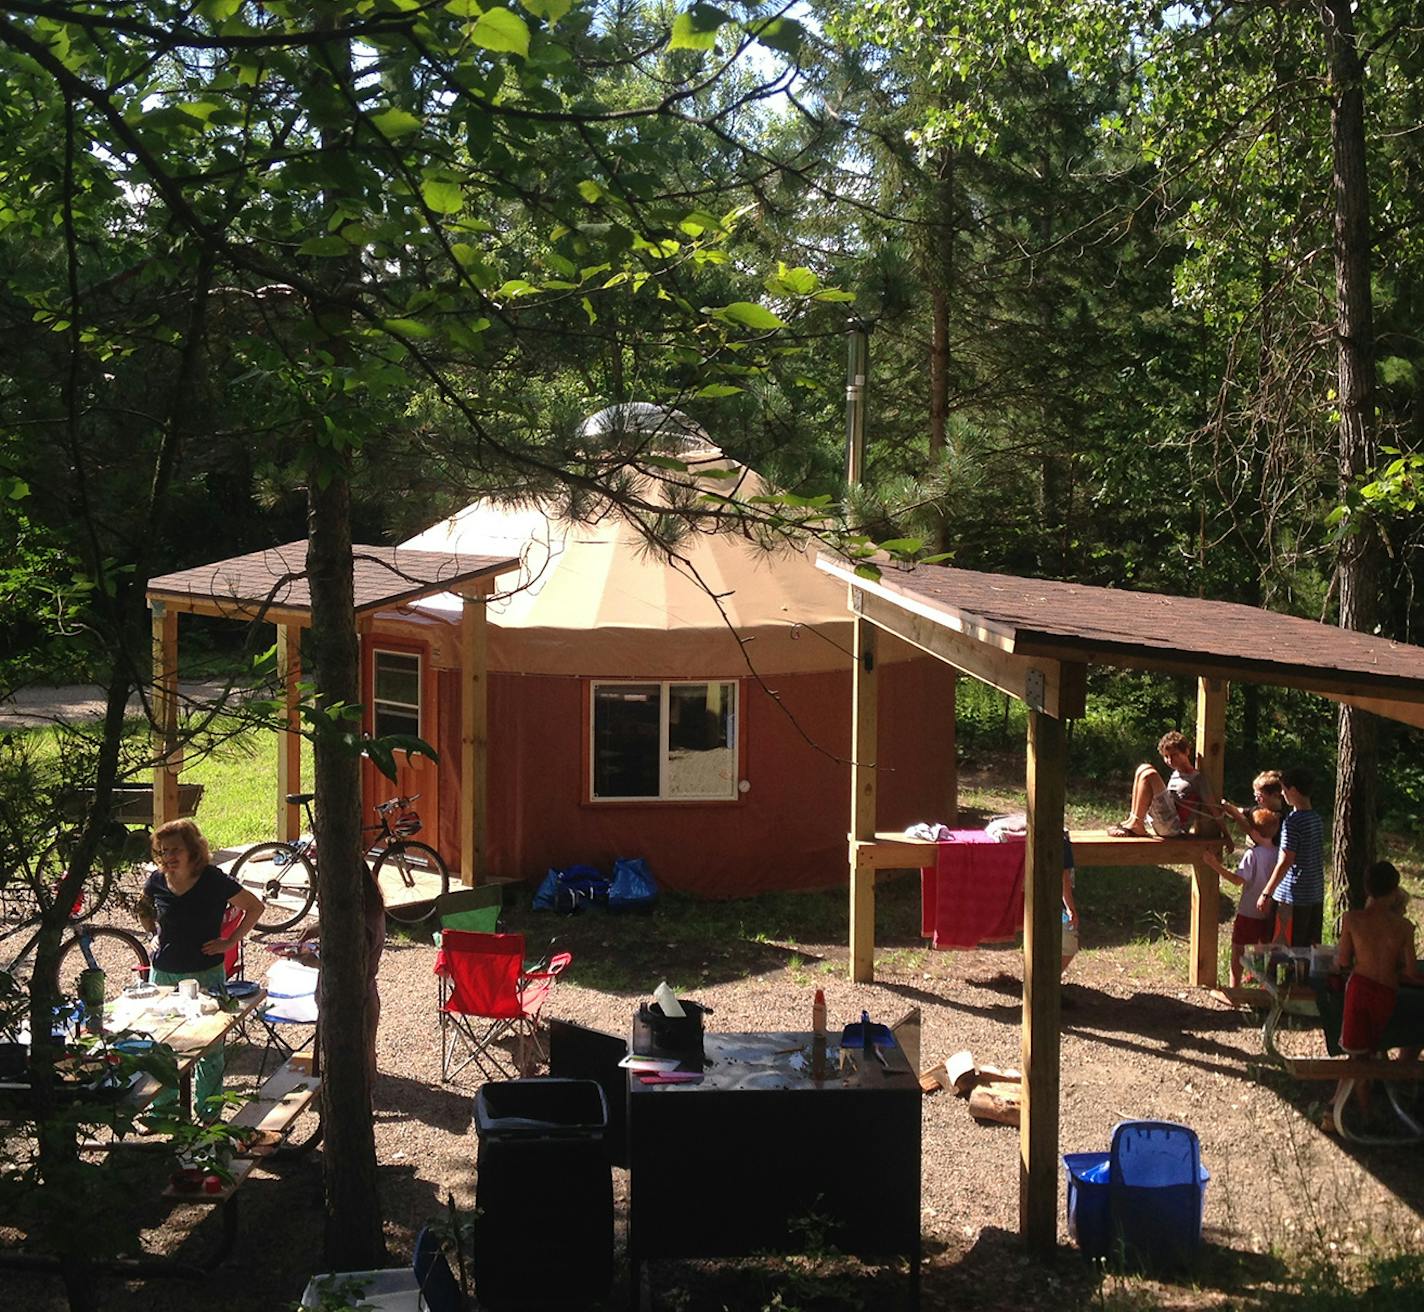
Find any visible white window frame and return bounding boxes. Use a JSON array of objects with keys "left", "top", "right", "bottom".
[
  {"left": 589, "top": 679, "right": 739, "bottom": 802},
  {"left": 372, "top": 648, "right": 422, "bottom": 739}
]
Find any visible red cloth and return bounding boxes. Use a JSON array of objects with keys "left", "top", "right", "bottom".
[
  {"left": 920, "top": 830, "right": 1026, "bottom": 949},
  {"left": 1341, "top": 972, "right": 1397, "bottom": 1054}
]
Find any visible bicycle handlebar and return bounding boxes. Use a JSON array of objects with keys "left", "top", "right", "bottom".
[{"left": 374, "top": 794, "right": 420, "bottom": 814}]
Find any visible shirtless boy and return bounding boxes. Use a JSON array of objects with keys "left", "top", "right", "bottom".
[{"left": 1336, "top": 860, "right": 1419, "bottom": 1055}]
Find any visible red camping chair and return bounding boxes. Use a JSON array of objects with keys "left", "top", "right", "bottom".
[
  {"left": 220, "top": 902, "right": 245, "bottom": 980},
  {"left": 434, "top": 930, "right": 572, "bottom": 1082}
]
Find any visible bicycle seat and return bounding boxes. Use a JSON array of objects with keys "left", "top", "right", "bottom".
[{"left": 285, "top": 792, "right": 315, "bottom": 806}]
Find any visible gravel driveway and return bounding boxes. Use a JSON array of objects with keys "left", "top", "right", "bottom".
[{"left": 5, "top": 891, "right": 1422, "bottom": 1311}]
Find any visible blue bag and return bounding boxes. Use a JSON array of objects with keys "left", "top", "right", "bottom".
[
  {"left": 608, "top": 857, "right": 658, "bottom": 913},
  {"left": 534, "top": 863, "right": 609, "bottom": 914},
  {"left": 532, "top": 867, "right": 561, "bottom": 911}
]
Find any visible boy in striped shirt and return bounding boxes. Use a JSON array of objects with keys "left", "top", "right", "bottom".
[{"left": 1256, "top": 767, "right": 1326, "bottom": 947}]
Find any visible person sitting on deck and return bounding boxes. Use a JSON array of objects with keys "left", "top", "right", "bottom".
[
  {"left": 1336, "top": 860, "right": 1419, "bottom": 1055},
  {"left": 1109, "top": 730, "right": 1227, "bottom": 839}
]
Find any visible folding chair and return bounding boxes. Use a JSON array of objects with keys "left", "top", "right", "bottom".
[
  {"left": 433, "top": 930, "right": 571, "bottom": 1082},
  {"left": 220, "top": 902, "right": 246, "bottom": 982},
  {"left": 255, "top": 957, "right": 319, "bottom": 1082},
  {"left": 433, "top": 885, "right": 502, "bottom": 938}
]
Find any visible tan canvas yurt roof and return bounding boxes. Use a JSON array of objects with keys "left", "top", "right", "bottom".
[{"left": 395, "top": 408, "right": 861, "bottom": 677}]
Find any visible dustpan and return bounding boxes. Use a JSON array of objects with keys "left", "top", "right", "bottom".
[{"left": 840, "top": 1010, "right": 896, "bottom": 1049}]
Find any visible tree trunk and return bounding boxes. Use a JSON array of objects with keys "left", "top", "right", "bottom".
[
  {"left": 1320, "top": 0, "right": 1380, "bottom": 913},
  {"left": 927, "top": 146, "right": 953, "bottom": 466},
  {"left": 307, "top": 9, "right": 385, "bottom": 1271}
]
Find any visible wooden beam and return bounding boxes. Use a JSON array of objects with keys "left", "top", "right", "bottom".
[
  {"left": 143, "top": 592, "right": 313, "bottom": 628},
  {"left": 854, "top": 831, "right": 1225, "bottom": 872},
  {"left": 849, "top": 615, "right": 878, "bottom": 983},
  {"left": 1021, "top": 709, "right": 1065, "bottom": 1253},
  {"left": 460, "top": 594, "right": 489, "bottom": 887},
  {"left": 276, "top": 625, "right": 302, "bottom": 843},
  {"left": 151, "top": 602, "right": 180, "bottom": 830},
  {"left": 1191, "top": 678, "right": 1227, "bottom": 988},
  {"left": 944, "top": 668, "right": 959, "bottom": 824},
  {"left": 853, "top": 588, "right": 1086, "bottom": 719},
  {"left": 1319, "top": 689, "right": 1424, "bottom": 731}
]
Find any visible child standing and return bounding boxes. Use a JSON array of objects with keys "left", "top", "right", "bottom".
[
  {"left": 1206, "top": 808, "right": 1281, "bottom": 986},
  {"left": 1256, "top": 767, "right": 1326, "bottom": 947},
  {"left": 1336, "top": 860, "right": 1418, "bottom": 1054},
  {"left": 1219, "top": 770, "right": 1285, "bottom": 847}
]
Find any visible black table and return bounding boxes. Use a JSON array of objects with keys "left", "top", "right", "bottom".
[{"left": 627, "top": 1031, "right": 921, "bottom": 1307}]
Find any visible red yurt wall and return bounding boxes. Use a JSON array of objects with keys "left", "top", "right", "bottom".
[{"left": 463, "top": 655, "right": 956, "bottom": 897}]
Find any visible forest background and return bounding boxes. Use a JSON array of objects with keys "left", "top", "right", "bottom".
[{"left": 1, "top": 0, "right": 1423, "bottom": 1291}]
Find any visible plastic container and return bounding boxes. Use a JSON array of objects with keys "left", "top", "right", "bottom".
[
  {"left": 473, "top": 1077, "right": 612, "bottom": 1308},
  {"left": 1064, "top": 1121, "right": 1209, "bottom": 1267},
  {"left": 300, "top": 1269, "right": 421, "bottom": 1311}
]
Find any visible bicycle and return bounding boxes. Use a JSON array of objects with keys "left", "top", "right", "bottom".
[
  {"left": 0, "top": 911, "right": 151, "bottom": 1011},
  {"left": 0, "top": 823, "right": 149, "bottom": 929},
  {"left": 230, "top": 792, "right": 451, "bottom": 932}
]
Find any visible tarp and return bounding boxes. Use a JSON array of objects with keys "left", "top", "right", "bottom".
[{"left": 394, "top": 453, "right": 877, "bottom": 677}]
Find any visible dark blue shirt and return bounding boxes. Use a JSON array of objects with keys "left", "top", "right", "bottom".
[{"left": 143, "top": 864, "right": 242, "bottom": 974}]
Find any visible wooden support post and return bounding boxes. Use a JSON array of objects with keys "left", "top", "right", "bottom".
[
  {"left": 460, "top": 593, "right": 489, "bottom": 887},
  {"left": 849, "top": 615, "right": 879, "bottom": 983},
  {"left": 944, "top": 668, "right": 959, "bottom": 825},
  {"left": 1192, "top": 677, "right": 1228, "bottom": 988},
  {"left": 151, "top": 602, "right": 180, "bottom": 830},
  {"left": 1021, "top": 708, "right": 1065, "bottom": 1253},
  {"left": 275, "top": 625, "right": 302, "bottom": 843}
]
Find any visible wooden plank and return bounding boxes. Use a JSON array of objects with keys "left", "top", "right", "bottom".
[
  {"left": 855, "top": 831, "right": 1225, "bottom": 872},
  {"left": 1285, "top": 1057, "right": 1424, "bottom": 1082},
  {"left": 162, "top": 1155, "right": 256, "bottom": 1205},
  {"left": 230, "top": 1061, "right": 321, "bottom": 1139},
  {"left": 852, "top": 587, "right": 1086, "bottom": 719},
  {"left": 1021, "top": 708, "right": 1065, "bottom": 1253},
  {"left": 460, "top": 594, "right": 488, "bottom": 887},
  {"left": 849, "top": 615, "right": 878, "bottom": 983},
  {"left": 276, "top": 625, "right": 302, "bottom": 843},
  {"left": 145, "top": 592, "right": 313, "bottom": 628},
  {"left": 1320, "top": 689, "right": 1424, "bottom": 732},
  {"left": 1191, "top": 678, "right": 1227, "bottom": 988},
  {"left": 152, "top": 602, "right": 180, "bottom": 829}
]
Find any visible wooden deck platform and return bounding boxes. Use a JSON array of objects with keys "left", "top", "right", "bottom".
[{"left": 853, "top": 829, "right": 1226, "bottom": 871}]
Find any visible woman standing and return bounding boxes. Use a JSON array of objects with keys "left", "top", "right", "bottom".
[{"left": 136, "top": 818, "right": 263, "bottom": 1118}]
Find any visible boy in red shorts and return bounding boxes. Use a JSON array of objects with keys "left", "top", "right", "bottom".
[
  {"left": 1336, "top": 860, "right": 1418, "bottom": 1054},
  {"left": 1204, "top": 808, "right": 1280, "bottom": 987}
]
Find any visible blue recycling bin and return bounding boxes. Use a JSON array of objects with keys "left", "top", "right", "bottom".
[{"left": 1063, "top": 1120, "right": 1209, "bottom": 1267}]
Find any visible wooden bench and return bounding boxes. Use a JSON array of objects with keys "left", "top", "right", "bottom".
[
  {"left": 1282, "top": 1055, "right": 1424, "bottom": 1146},
  {"left": 154, "top": 1058, "right": 321, "bottom": 1271}
]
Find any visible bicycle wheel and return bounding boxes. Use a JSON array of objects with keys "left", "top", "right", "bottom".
[
  {"left": 374, "top": 840, "right": 449, "bottom": 925},
  {"left": 57, "top": 926, "right": 150, "bottom": 1004},
  {"left": 230, "top": 842, "right": 316, "bottom": 932},
  {"left": 34, "top": 838, "right": 115, "bottom": 924}
]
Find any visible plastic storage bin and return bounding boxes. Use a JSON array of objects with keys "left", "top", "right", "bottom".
[
  {"left": 301, "top": 1269, "right": 421, "bottom": 1311},
  {"left": 473, "top": 1077, "right": 612, "bottom": 1309},
  {"left": 1063, "top": 1120, "right": 1209, "bottom": 1267}
]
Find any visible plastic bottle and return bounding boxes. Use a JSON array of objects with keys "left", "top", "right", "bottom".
[{"left": 811, "top": 988, "right": 827, "bottom": 1037}]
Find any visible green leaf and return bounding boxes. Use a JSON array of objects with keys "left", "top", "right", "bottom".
[
  {"left": 177, "top": 101, "right": 222, "bottom": 124},
  {"left": 696, "top": 383, "right": 743, "bottom": 398},
  {"left": 577, "top": 179, "right": 603, "bottom": 203},
  {"left": 381, "top": 318, "right": 433, "bottom": 338},
  {"left": 521, "top": 0, "right": 572, "bottom": 21},
  {"left": 743, "top": 16, "right": 805, "bottom": 55},
  {"left": 471, "top": 7, "right": 531, "bottom": 57},
  {"left": 495, "top": 278, "right": 537, "bottom": 298},
  {"left": 197, "top": 0, "right": 242, "bottom": 19},
  {"left": 298, "top": 235, "right": 351, "bottom": 256},
  {"left": 369, "top": 107, "right": 422, "bottom": 138},
  {"left": 877, "top": 538, "right": 924, "bottom": 555},
  {"left": 712, "top": 301, "right": 786, "bottom": 331},
  {"left": 853, "top": 563, "right": 883, "bottom": 581},
  {"left": 581, "top": 296, "right": 596, "bottom": 324},
  {"left": 812, "top": 289, "right": 857, "bottom": 303},
  {"left": 422, "top": 179, "right": 464, "bottom": 214},
  {"left": 670, "top": 4, "right": 729, "bottom": 51}
]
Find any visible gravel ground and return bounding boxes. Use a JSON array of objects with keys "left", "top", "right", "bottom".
[{"left": 6, "top": 901, "right": 1424, "bottom": 1311}]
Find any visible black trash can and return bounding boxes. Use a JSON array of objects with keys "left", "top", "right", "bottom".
[{"left": 473, "top": 1077, "right": 613, "bottom": 1308}]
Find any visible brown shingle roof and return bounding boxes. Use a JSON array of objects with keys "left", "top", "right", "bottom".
[
  {"left": 147, "top": 542, "right": 517, "bottom": 622},
  {"left": 818, "top": 557, "right": 1424, "bottom": 698}
]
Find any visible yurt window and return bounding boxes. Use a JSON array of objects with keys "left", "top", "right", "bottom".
[
  {"left": 591, "top": 681, "right": 738, "bottom": 801},
  {"left": 373, "top": 649, "right": 421, "bottom": 738}
]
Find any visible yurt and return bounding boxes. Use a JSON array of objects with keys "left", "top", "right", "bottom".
[{"left": 358, "top": 407, "right": 956, "bottom": 895}]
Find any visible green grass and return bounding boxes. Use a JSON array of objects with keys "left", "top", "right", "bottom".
[{"left": 179, "top": 720, "right": 314, "bottom": 852}]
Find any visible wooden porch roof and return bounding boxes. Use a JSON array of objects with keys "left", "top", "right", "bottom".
[
  {"left": 147, "top": 542, "right": 517, "bottom": 625},
  {"left": 817, "top": 556, "right": 1424, "bottom": 720}
]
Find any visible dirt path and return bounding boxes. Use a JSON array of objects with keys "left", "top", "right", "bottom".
[{"left": 0, "top": 681, "right": 230, "bottom": 730}]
